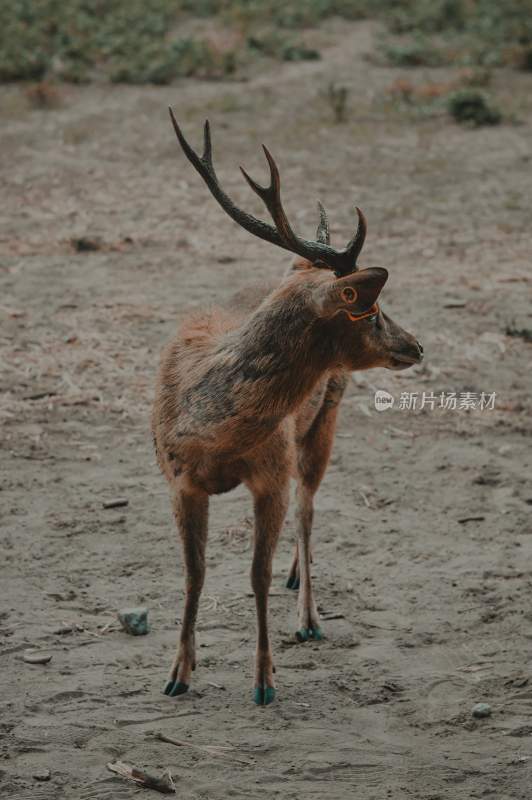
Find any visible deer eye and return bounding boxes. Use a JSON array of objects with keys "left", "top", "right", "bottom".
[{"left": 341, "top": 287, "right": 357, "bottom": 303}]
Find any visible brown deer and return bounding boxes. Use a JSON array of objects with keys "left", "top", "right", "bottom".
[{"left": 152, "top": 109, "right": 423, "bottom": 705}]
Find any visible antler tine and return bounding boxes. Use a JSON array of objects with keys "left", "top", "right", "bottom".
[
  {"left": 316, "top": 201, "right": 330, "bottom": 245},
  {"left": 239, "top": 164, "right": 266, "bottom": 197},
  {"left": 261, "top": 145, "right": 280, "bottom": 195},
  {"left": 169, "top": 108, "right": 206, "bottom": 174},
  {"left": 344, "top": 206, "right": 367, "bottom": 266},
  {"left": 240, "top": 146, "right": 298, "bottom": 248},
  {"left": 202, "top": 119, "right": 212, "bottom": 164}
]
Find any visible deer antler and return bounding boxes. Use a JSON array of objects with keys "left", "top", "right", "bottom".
[
  {"left": 169, "top": 109, "right": 367, "bottom": 277},
  {"left": 316, "top": 201, "right": 330, "bottom": 245}
]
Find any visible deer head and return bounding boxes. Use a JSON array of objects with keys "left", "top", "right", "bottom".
[{"left": 169, "top": 110, "right": 423, "bottom": 373}]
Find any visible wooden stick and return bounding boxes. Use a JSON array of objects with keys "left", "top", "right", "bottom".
[
  {"left": 107, "top": 761, "right": 175, "bottom": 794},
  {"left": 152, "top": 732, "right": 253, "bottom": 765}
]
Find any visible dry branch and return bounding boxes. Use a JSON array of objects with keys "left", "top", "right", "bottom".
[
  {"left": 151, "top": 732, "right": 253, "bottom": 765},
  {"left": 107, "top": 761, "right": 175, "bottom": 794}
]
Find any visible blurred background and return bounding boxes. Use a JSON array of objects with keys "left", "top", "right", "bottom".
[
  {"left": 3, "top": 0, "right": 532, "bottom": 83},
  {"left": 1, "top": 3, "right": 531, "bottom": 799}
]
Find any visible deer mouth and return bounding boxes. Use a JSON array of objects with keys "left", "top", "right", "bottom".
[{"left": 388, "top": 351, "right": 422, "bottom": 370}]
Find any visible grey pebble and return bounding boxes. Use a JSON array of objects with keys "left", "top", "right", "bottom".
[
  {"left": 33, "top": 769, "right": 51, "bottom": 781},
  {"left": 118, "top": 606, "right": 149, "bottom": 635},
  {"left": 23, "top": 651, "right": 53, "bottom": 665},
  {"left": 472, "top": 702, "right": 492, "bottom": 718}
]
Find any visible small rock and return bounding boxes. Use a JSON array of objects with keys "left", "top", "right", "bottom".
[
  {"left": 118, "top": 607, "right": 149, "bottom": 636},
  {"left": 472, "top": 702, "right": 492, "bottom": 719},
  {"left": 72, "top": 236, "right": 103, "bottom": 252},
  {"left": 52, "top": 624, "right": 73, "bottom": 635},
  {"left": 23, "top": 650, "right": 52, "bottom": 665},
  {"left": 33, "top": 769, "right": 51, "bottom": 782},
  {"left": 103, "top": 498, "right": 129, "bottom": 509}
]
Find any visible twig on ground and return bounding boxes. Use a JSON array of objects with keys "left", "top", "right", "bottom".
[
  {"left": 23, "top": 391, "right": 58, "bottom": 401},
  {"left": 103, "top": 498, "right": 129, "bottom": 509},
  {"left": 151, "top": 732, "right": 253, "bottom": 765},
  {"left": 107, "top": 760, "right": 175, "bottom": 794},
  {"left": 98, "top": 620, "right": 119, "bottom": 634},
  {"left": 114, "top": 711, "right": 199, "bottom": 727},
  {"left": 359, "top": 490, "right": 372, "bottom": 508}
]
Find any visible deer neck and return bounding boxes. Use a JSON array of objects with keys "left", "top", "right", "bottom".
[{"left": 224, "top": 294, "right": 335, "bottom": 420}]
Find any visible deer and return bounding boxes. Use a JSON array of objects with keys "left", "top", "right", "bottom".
[{"left": 151, "top": 108, "right": 423, "bottom": 706}]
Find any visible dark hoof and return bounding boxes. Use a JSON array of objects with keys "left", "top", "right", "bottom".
[
  {"left": 163, "top": 680, "right": 189, "bottom": 697},
  {"left": 254, "top": 685, "right": 276, "bottom": 706},
  {"left": 295, "top": 626, "right": 323, "bottom": 643},
  {"left": 286, "top": 575, "right": 300, "bottom": 591}
]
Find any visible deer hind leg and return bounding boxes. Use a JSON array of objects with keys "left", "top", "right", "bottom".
[
  {"left": 286, "top": 544, "right": 300, "bottom": 591},
  {"left": 286, "top": 542, "right": 313, "bottom": 591},
  {"left": 291, "top": 374, "right": 346, "bottom": 643},
  {"left": 163, "top": 485, "right": 208, "bottom": 698},
  {"left": 249, "top": 484, "right": 289, "bottom": 705}
]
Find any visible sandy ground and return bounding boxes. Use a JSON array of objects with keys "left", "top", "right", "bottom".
[{"left": 1, "top": 20, "right": 532, "bottom": 800}]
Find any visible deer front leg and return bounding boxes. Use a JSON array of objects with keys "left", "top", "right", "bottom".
[
  {"left": 250, "top": 487, "right": 289, "bottom": 705},
  {"left": 163, "top": 486, "right": 208, "bottom": 698},
  {"left": 290, "top": 373, "right": 346, "bottom": 642},
  {"left": 294, "top": 483, "right": 322, "bottom": 642}
]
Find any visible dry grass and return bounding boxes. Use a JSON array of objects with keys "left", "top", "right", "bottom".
[
  {"left": 24, "top": 81, "right": 63, "bottom": 110},
  {"left": 0, "top": 301, "right": 158, "bottom": 426}
]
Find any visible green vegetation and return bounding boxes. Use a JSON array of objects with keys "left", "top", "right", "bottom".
[
  {"left": 247, "top": 33, "right": 320, "bottom": 63},
  {"left": 1, "top": 0, "right": 531, "bottom": 85},
  {"left": 381, "top": 35, "right": 446, "bottom": 67},
  {"left": 447, "top": 89, "right": 501, "bottom": 126},
  {"left": 0, "top": 0, "right": 240, "bottom": 83},
  {"left": 383, "top": 72, "right": 504, "bottom": 127},
  {"left": 377, "top": 0, "right": 532, "bottom": 69},
  {"left": 0, "top": 0, "right": 343, "bottom": 83}
]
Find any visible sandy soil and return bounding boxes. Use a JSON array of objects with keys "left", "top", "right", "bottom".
[{"left": 1, "top": 20, "right": 532, "bottom": 800}]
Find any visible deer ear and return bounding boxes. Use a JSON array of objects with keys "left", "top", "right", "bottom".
[{"left": 314, "top": 267, "right": 389, "bottom": 318}]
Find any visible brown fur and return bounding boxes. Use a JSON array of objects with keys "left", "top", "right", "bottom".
[{"left": 152, "top": 259, "right": 422, "bottom": 703}]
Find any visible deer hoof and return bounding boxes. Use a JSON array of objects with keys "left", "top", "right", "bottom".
[
  {"left": 163, "top": 680, "right": 189, "bottom": 697},
  {"left": 254, "top": 685, "right": 276, "bottom": 705},
  {"left": 286, "top": 575, "right": 300, "bottom": 591},
  {"left": 295, "top": 626, "right": 323, "bottom": 643}
]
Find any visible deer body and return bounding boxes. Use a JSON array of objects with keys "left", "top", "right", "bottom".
[
  {"left": 155, "top": 274, "right": 340, "bottom": 474},
  {"left": 152, "top": 113, "right": 423, "bottom": 704}
]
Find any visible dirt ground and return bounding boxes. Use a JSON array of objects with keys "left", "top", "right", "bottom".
[{"left": 1, "top": 20, "right": 532, "bottom": 800}]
